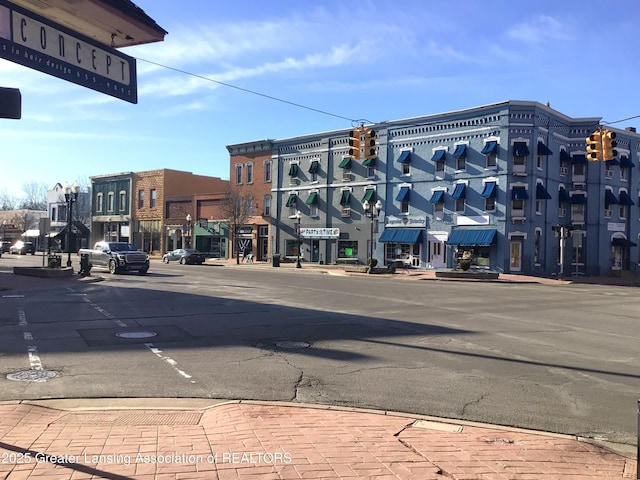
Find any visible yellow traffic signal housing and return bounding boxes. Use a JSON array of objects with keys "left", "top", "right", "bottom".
[
  {"left": 602, "top": 130, "right": 618, "bottom": 161},
  {"left": 585, "top": 130, "right": 603, "bottom": 161},
  {"left": 363, "top": 129, "right": 377, "bottom": 160},
  {"left": 347, "top": 128, "right": 362, "bottom": 159}
]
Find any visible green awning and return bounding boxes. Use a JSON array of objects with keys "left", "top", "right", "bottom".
[
  {"left": 338, "top": 157, "right": 352, "bottom": 169},
  {"left": 308, "top": 161, "right": 320, "bottom": 174},
  {"left": 286, "top": 193, "right": 297, "bottom": 207},
  {"left": 361, "top": 189, "right": 375, "bottom": 203},
  {"left": 339, "top": 190, "right": 351, "bottom": 206},
  {"left": 305, "top": 192, "right": 318, "bottom": 205},
  {"left": 362, "top": 157, "right": 376, "bottom": 167},
  {"left": 288, "top": 164, "right": 299, "bottom": 176}
]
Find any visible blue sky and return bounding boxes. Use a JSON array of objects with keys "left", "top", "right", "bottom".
[{"left": 1, "top": 0, "right": 638, "bottom": 199}]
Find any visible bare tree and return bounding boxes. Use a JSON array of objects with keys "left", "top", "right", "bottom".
[
  {"left": 218, "top": 185, "right": 254, "bottom": 264},
  {"left": 0, "top": 189, "right": 18, "bottom": 210},
  {"left": 20, "top": 181, "right": 47, "bottom": 210}
]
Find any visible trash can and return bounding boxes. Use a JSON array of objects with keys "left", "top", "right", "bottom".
[
  {"left": 79, "top": 253, "right": 91, "bottom": 277},
  {"left": 272, "top": 253, "right": 280, "bottom": 267}
]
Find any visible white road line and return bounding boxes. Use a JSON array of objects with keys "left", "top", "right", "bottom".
[
  {"left": 24, "top": 332, "right": 33, "bottom": 341},
  {"left": 18, "top": 308, "right": 27, "bottom": 327},
  {"left": 27, "top": 346, "right": 43, "bottom": 370},
  {"left": 144, "top": 343, "right": 195, "bottom": 382},
  {"left": 82, "top": 297, "right": 128, "bottom": 327}
]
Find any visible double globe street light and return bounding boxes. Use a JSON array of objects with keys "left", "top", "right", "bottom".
[
  {"left": 363, "top": 199, "right": 382, "bottom": 272},
  {"left": 63, "top": 183, "right": 80, "bottom": 268},
  {"left": 294, "top": 210, "right": 302, "bottom": 268}
]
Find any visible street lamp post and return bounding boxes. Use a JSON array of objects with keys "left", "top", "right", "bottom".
[
  {"left": 295, "top": 210, "right": 302, "bottom": 268},
  {"left": 186, "top": 213, "right": 192, "bottom": 249},
  {"left": 363, "top": 199, "right": 382, "bottom": 272},
  {"left": 1, "top": 219, "right": 6, "bottom": 240},
  {"left": 64, "top": 183, "right": 80, "bottom": 268}
]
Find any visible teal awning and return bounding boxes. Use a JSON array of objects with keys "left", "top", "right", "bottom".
[
  {"left": 338, "top": 157, "right": 352, "bottom": 169},
  {"left": 362, "top": 157, "right": 376, "bottom": 167},
  {"left": 288, "top": 164, "right": 299, "bottom": 176},
  {"left": 560, "top": 150, "right": 572, "bottom": 162},
  {"left": 308, "top": 161, "right": 320, "bottom": 174},
  {"left": 571, "top": 194, "right": 586, "bottom": 204},
  {"left": 447, "top": 229, "right": 497, "bottom": 246},
  {"left": 378, "top": 229, "right": 423, "bottom": 244},
  {"left": 571, "top": 154, "right": 587, "bottom": 164},
  {"left": 339, "top": 190, "right": 351, "bottom": 206},
  {"left": 286, "top": 193, "right": 297, "bottom": 207},
  {"left": 361, "top": 189, "right": 375, "bottom": 203},
  {"left": 305, "top": 192, "right": 318, "bottom": 205}
]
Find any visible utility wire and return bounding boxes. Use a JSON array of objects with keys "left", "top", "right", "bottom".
[
  {"left": 136, "top": 57, "right": 638, "bottom": 130},
  {"left": 136, "top": 57, "right": 359, "bottom": 124}
]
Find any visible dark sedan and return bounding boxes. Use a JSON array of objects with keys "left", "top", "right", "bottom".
[
  {"left": 162, "top": 248, "right": 206, "bottom": 265},
  {"left": 9, "top": 241, "right": 36, "bottom": 255}
]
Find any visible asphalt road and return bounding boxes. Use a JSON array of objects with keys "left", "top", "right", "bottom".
[{"left": 1, "top": 255, "right": 639, "bottom": 445}]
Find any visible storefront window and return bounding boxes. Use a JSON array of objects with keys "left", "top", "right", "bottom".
[
  {"left": 454, "top": 246, "right": 491, "bottom": 268},
  {"left": 285, "top": 239, "right": 300, "bottom": 257},
  {"left": 338, "top": 241, "right": 358, "bottom": 259},
  {"left": 385, "top": 243, "right": 411, "bottom": 261}
]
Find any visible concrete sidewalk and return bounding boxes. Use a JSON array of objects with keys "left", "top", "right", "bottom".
[{"left": 0, "top": 399, "right": 636, "bottom": 480}]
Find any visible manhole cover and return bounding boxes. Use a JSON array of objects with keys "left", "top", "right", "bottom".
[
  {"left": 115, "top": 331, "right": 157, "bottom": 339},
  {"left": 7, "top": 370, "right": 57, "bottom": 382},
  {"left": 275, "top": 341, "right": 310, "bottom": 349}
]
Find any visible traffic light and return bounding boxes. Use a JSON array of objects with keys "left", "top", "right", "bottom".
[
  {"left": 347, "top": 128, "right": 362, "bottom": 159},
  {"left": 602, "top": 130, "right": 618, "bottom": 161},
  {"left": 585, "top": 130, "right": 602, "bottom": 161},
  {"left": 363, "top": 129, "right": 377, "bottom": 160}
]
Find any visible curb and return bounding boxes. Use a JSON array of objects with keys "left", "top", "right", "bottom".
[{"left": 13, "top": 397, "right": 637, "bottom": 459}]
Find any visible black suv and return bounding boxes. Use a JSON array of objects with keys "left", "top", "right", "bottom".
[{"left": 0, "top": 241, "right": 10, "bottom": 253}]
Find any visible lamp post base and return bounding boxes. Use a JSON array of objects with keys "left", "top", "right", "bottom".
[{"left": 296, "top": 261, "right": 302, "bottom": 269}]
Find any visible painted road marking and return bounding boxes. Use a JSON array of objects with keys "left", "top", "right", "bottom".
[
  {"left": 27, "top": 346, "right": 43, "bottom": 370},
  {"left": 83, "top": 297, "right": 128, "bottom": 327},
  {"left": 144, "top": 343, "right": 195, "bottom": 383}
]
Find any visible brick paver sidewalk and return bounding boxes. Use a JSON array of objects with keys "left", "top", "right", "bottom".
[{"left": 0, "top": 401, "right": 635, "bottom": 479}]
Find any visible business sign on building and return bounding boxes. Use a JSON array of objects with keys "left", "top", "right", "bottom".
[
  {"left": 385, "top": 216, "right": 426, "bottom": 228},
  {"left": 299, "top": 227, "right": 339, "bottom": 239},
  {"left": 0, "top": 0, "right": 137, "bottom": 103}
]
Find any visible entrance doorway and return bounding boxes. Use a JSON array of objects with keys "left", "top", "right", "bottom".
[{"left": 510, "top": 239, "right": 522, "bottom": 272}]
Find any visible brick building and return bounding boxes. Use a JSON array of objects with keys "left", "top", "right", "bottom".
[
  {"left": 226, "top": 140, "right": 274, "bottom": 261},
  {"left": 134, "top": 169, "right": 228, "bottom": 254}
]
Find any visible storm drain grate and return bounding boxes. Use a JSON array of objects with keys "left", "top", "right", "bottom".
[
  {"left": 115, "top": 331, "right": 157, "bottom": 339},
  {"left": 54, "top": 411, "right": 202, "bottom": 426},
  {"left": 7, "top": 370, "right": 57, "bottom": 382},
  {"left": 275, "top": 341, "right": 310, "bottom": 349}
]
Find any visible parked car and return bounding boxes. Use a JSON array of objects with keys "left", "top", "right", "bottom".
[
  {"left": 10, "top": 241, "right": 36, "bottom": 255},
  {"left": 0, "top": 240, "right": 10, "bottom": 253},
  {"left": 162, "top": 248, "right": 206, "bottom": 265}
]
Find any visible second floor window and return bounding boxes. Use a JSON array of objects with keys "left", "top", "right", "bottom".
[
  {"left": 96, "top": 193, "right": 103, "bottom": 213},
  {"left": 235, "top": 164, "right": 243, "bottom": 184},
  {"left": 107, "top": 192, "right": 114, "bottom": 212},
  {"left": 264, "top": 160, "right": 272, "bottom": 182},
  {"left": 150, "top": 189, "right": 157, "bottom": 208},
  {"left": 138, "top": 190, "right": 144, "bottom": 209},
  {"left": 119, "top": 191, "right": 126, "bottom": 212},
  {"left": 246, "top": 163, "right": 253, "bottom": 184}
]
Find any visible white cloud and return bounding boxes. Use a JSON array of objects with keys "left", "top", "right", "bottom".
[{"left": 507, "top": 15, "right": 569, "bottom": 43}]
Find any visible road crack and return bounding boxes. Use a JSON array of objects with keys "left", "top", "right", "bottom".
[{"left": 461, "top": 393, "right": 487, "bottom": 416}]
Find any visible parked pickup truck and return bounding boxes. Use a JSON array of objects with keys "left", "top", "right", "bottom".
[{"left": 78, "top": 241, "right": 149, "bottom": 275}]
